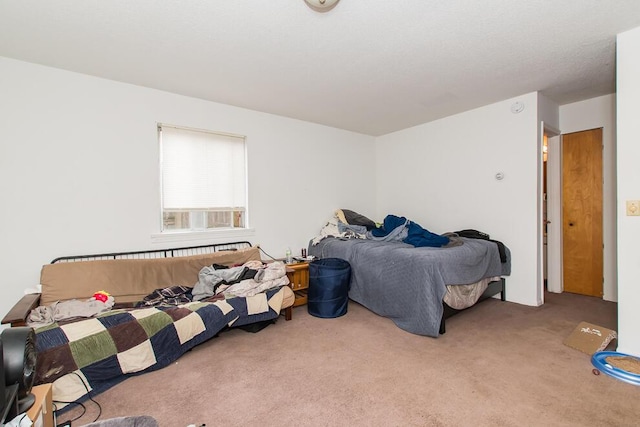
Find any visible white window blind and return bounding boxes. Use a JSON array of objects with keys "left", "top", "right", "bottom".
[{"left": 159, "top": 124, "right": 247, "bottom": 231}]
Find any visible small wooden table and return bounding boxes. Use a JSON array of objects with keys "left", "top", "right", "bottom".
[
  {"left": 26, "top": 383, "right": 54, "bottom": 427},
  {"left": 286, "top": 261, "right": 310, "bottom": 308}
]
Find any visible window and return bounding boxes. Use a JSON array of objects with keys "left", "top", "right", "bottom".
[{"left": 159, "top": 124, "right": 247, "bottom": 232}]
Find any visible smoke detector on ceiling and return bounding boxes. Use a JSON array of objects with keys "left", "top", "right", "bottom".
[
  {"left": 510, "top": 101, "right": 525, "bottom": 114},
  {"left": 304, "top": 0, "right": 340, "bottom": 12}
]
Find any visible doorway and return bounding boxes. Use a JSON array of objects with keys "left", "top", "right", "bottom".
[
  {"left": 541, "top": 124, "right": 561, "bottom": 301},
  {"left": 545, "top": 132, "right": 562, "bottom": 294},
  {"left": 544, "top": 127, "right": 605, "bottom": 298}
]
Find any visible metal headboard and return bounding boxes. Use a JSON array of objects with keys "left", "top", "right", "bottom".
[{"left": 51, "top": 241, "right": 253, "bottom": 264}]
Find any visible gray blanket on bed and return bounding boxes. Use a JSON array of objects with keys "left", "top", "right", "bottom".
[{"left": 308, "top": 237, "right": 510, "bottom": 337}]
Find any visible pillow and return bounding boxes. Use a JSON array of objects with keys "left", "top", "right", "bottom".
[{"left": 337, "top": 209, "right": 377, "bottom": 230}]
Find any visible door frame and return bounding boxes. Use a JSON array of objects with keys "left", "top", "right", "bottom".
[
  {"left": 539, "top": 121, "right": 561, "bottom": 303},
  {"left": 546, "top": 131, "right": 562, "bottom": 294}
]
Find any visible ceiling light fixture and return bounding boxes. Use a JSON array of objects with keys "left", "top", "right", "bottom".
[{"left": 304, "top": 0, "right": 340, "bottom": 12}]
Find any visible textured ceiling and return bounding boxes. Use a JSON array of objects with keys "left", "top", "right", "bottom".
[{"left": 1, "top": 1, "right": 639, "bottom": 136}]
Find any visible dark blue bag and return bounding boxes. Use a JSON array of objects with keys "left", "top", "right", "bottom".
[{"left": 307, "top": 258, "right": 351, "bottom": 318}]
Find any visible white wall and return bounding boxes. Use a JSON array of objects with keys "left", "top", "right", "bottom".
[
  {"left": 559, "top": 94, "right": 617, "bottom": 302},
  {"left": 537, "top": 93, "right": 560, "bottom": 131},
  {"left": 375, "top": 92, "right": 541, "bottom": 306},
  {"left": 616, "top": 26, "right": 640, "bottom": 356},
  {"left": 0, "top": 57, "right": 376, "bottom": 321}
]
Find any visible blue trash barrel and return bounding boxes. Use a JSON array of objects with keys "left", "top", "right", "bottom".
[{"left": 308, "top": 258, "right": 351, "bottom": 318}]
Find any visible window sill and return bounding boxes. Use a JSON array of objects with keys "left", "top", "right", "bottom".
[{"left": 150, "top": 228, "right": 256, "bottom": 246}]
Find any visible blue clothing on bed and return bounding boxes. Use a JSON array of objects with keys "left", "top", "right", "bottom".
[
  {"left": 405, "top": 220, "right": 450, "bottom": 248},
  {"left": 370, "top": 214, "right": 449, "bottom": 248},
  {"left": 368, "top": 215, "right": 408, "bottom": 241},
  {"left": 370, "top": 214, "right": 406, "bottom": 237}
]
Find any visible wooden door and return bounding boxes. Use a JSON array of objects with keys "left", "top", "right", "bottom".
[{"left": 562, "top": 128, "right": 603, "bottom": 297}]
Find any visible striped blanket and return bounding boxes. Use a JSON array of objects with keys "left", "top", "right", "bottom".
[{"left": 34, "top": 287, "right": 287, "bottom": 408}]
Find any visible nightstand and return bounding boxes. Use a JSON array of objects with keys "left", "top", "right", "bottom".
[{"left": 286, "top": 261, "right": 310, "bottom": 307}]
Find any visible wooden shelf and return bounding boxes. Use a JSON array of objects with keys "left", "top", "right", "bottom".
[{"left": 294, "top": 289, "right": 308, "bottom": 306}]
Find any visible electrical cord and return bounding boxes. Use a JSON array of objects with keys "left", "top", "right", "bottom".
[
  {"left": 53, "top": 400, "right": 86, "bottom": 425},
  {"left": 257, "top": 246, "right": 278, "bottom": 261},
  {"left": 53, "top": 372, "right": 102, "bottom": 425},
  {"left": 12, "top": 412, "right": 28, "bottom": 426}
]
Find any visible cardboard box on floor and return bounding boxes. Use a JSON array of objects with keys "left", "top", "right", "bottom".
[{"left": 564, "top": 321, "right": 617, "bottom": 355}]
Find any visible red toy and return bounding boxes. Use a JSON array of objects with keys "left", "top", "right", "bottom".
[{"left": 93, "top": 290, "right": 110, "bottom": 303}]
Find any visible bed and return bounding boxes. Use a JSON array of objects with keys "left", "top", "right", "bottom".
[
  {"left": 2, "top": 241, "right": 295, "bottom": 409},
  {"left": 34, "top": 287, "right": 287, "bottom": 407},
  {"left": 308, "top": 236, "right": 510, "bottom": 337}
]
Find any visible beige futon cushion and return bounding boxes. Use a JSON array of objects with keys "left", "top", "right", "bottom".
[{"left": 40, "top": 247, "right": 261, "bottom": 306}]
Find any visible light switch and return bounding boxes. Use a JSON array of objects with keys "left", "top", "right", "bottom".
[{"left": 626, "top": 200, "right": 640, "bottom": 216}]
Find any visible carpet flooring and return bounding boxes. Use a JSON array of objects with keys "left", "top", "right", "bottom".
[{"left": 57, "top": 291, "right": 639, "bottom": 427}]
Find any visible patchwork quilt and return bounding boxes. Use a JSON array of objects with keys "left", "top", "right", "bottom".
[{"left": 34, "top": 287, "right": 287, "bottom": 408}]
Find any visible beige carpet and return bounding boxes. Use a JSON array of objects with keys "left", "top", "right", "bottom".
[{"left": 57, "top": 292, "right": 639, "bottom": 427}]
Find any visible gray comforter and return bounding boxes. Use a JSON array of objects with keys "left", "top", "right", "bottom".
[{"left": 308, "top": 237, "right": 510, "bottom": 337}]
